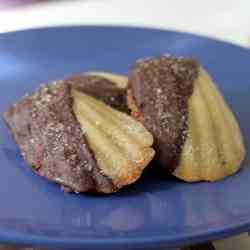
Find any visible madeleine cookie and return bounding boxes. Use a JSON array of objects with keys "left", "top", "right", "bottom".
[
  {"left": 4, "top": 80, "right": 154, "bottom": 193},
  {"left": 128, "top": 56, "right": 245, "bottom": 181}
]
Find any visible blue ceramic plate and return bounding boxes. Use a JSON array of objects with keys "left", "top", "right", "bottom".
[{"left": 0, "top": 26, "right": 249, "bottom": 249}]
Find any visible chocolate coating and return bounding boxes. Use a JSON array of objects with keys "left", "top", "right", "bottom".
[
  {"left": 66, "top": 74, "right": 129, "bottom": 113},
  {"left": 128, "top": 56, "right": 198, "bottom": 172},
  {"left": 4, "top": 81, "right": 115, "bottom": 193}
]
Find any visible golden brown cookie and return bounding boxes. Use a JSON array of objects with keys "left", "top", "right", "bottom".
[
  {"left": 4, "top": 78, "right": 154, "bottom": 193},
  {"left": 128, "top": 56, "right": 245, "bottom": 181}
]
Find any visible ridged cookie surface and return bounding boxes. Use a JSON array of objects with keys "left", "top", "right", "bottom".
[
  {"left": 173, "top": 68, "right": 245, "bottom": 181},
  {"left": 128, "top": 55, "right": 245, "bottom": 181}
]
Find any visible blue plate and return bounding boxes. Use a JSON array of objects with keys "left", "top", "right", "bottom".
[{"left": 0, "top": 26, "right": 250, "bottom": 249}]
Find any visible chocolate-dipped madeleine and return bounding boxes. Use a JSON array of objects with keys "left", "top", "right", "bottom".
[
  {"left": 4, "top": 79, "right": 154, "bottom": 193},
  {"left": 128, "top": 56, "right": 245, "bottom": 181}
]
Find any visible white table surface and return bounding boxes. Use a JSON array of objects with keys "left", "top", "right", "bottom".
[
  {"left": 0, "top": 0, "right": 250, "bottom": 47},
  {"left": 0, "top": 0, "right": 249, "bottom": 249}
]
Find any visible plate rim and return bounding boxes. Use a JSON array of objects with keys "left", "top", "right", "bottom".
[
  {"left": 0, "top": 218, "right": 250, "bottom": 249},
  {"left": 1, "top": 24, "right": 250, "bottom": 53}
]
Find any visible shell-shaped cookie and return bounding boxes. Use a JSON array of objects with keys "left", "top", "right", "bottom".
[
  {"left": 173, "top": 68, "right": 246, "bottom": 182},
  {"left": 72, "top": 89, "right": 155, "bottom": 188}
]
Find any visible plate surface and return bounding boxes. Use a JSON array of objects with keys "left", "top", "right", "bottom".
[{"left": 0, "top": 26, "right": 250, "bottom": 249}]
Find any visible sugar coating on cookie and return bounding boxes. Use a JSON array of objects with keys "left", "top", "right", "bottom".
[{"left": 128, "top": 56, "right": 198, "bottom": 171}]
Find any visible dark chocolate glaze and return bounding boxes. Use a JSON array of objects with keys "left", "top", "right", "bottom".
[
  {"left": 66, "top": 74, "right": 129, "bottom": 113},
  {"left": 129, "top": 56, "right": 198, "bottom": 172},
  {"left": 4, "top": 81, "right": 115, "bottom": 193}
]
